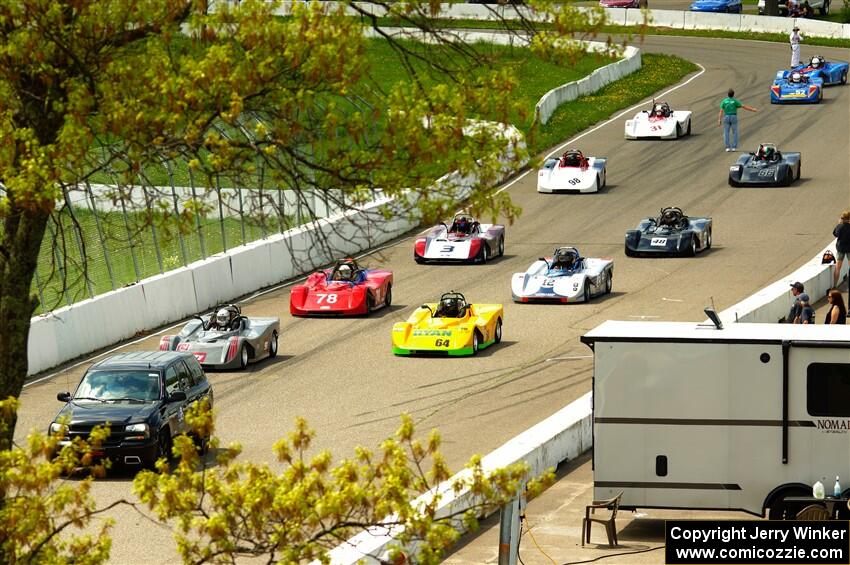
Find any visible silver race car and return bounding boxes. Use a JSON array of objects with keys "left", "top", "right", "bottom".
[
  {"left": 414, "top": 213, "right": 505, "bottom": 264},
  {"left": 159, "top": 304, "right": 280, "bottom": 370},
  {"left": 511, "top": 247, "right": 613, "bottom": 303}
]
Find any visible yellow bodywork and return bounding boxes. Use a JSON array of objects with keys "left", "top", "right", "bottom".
[{"left": 392, "top": 303, "right": 503, "bottom": 356}]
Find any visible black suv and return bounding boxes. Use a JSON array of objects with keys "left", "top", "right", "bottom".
[{"left": 50, "top": 351, "right": 214, "bottom": 468}]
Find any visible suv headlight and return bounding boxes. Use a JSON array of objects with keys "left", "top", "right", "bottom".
[
  {"left": 49, "top": 422, "right": 66, "bottom": 435},
  {"left": 125, "top": 423, "right": 150, "bottom": 440}
]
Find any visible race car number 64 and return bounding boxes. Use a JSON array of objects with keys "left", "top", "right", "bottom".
[{"left": 315, "top": 293, "right": 338, "bottom": 304}]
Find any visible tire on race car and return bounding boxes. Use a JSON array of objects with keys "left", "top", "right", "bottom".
[
  {"left": 472, "top": 330, "right": 481, "bottom": 354},
  {"left": 841, "top": 70, "right": 848, "bottom": 85},
  {"left": 796, "top": 161, "right": 802, "bottom": 181},
  {"left": 498, "top": 237, "right": 505, "bottom": 257},
  {"left": 238, "top": 344, "right": 249, "bottom": 370},
  {"left": 782, "top": 166, "right": 793, "bottom": 187},
  {"left": 606, "top": 270, "right": 613, "bottom": 294},
  {"left": 624, "top": 245, "right": 636, "bottom": 257},
  {"left": 686, "top": 234, "right": 698, "bottom": 257},
  {"left": 675, "top": 123, "right": 682, "bottom": 139},
  {"left": 584, "top": 283, "right": 591, "bottom": 303},
  {"left": 477, "top": 243, "right": 489, "bottom": 264},
  {"left": 494, "top": 319, "right": 502, "bottom": 344},
  {"left": 705, "top": 229, "right": 713, "bottom": 250},
  {"left": 269, "top": 331, "right": 278, "bottom": 359},
  {"left": 686, "top": 119, "right": 692, "bottom": 136},
  {"left": 384, "top": 284, "right": 392, "bottom": 308},
  {"left": 728, "top": 177, "right": 739, "bottom": 188}
]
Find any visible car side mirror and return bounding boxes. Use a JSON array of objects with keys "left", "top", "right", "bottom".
[
  {"left": 538, "top": 257, "right": 546, "bottom": 261},
  {"left": 421, "top": 304, "right": 429, "bottom": 310},
  {"left": 57, "top": 391, "right": 71, "bottom": 402},
  {"left": 168, "top": 391, "right": 187, "bottom": 403}
]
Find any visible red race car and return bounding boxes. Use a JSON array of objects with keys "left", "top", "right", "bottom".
[{"left": 290, "top": 258, "right": 393, "bottom": 316}]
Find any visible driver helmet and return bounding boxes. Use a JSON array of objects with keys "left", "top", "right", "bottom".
[
  {"left": 662, "top": 209, "right": 680, "bottom": 225},
  {"left": 762, "top": 146, "right": 775, "bottom": 160},
  {"left": 336, "top": 264, "right": 353, "bottom": 281},
  {"left": 440, "top": 297, "right": 461, "bottom": 317},
  {"left": 216, "top": 308, "right": 231, "bottom": 328},
  {"left": 455, "top": 217, "right": 470, "bottom": 234},
  {"left": 555, "top": 249, "right": 576, "bottom": 269},
  {"left": 810, "top": 56, "right": 822, "bottom": 68},
  {"left": 790, "top": 71, "right": 803, "bottom": 83}
]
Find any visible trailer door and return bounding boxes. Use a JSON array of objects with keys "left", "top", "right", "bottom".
[{"left": 787, "top": 345, "right": 850, "bottom": 487}]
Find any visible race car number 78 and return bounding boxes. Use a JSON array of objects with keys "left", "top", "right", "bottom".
[{"left": 315, "top": 293, "right": 338, "bottom": 304}]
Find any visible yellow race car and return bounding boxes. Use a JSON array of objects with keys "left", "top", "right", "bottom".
[{"left": 392, "top": 292, "right": 503, "bottom": 356}]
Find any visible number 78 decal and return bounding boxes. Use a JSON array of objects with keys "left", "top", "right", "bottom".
[{"left": 315, "top": 293, "right": 338, "bottom": 304}]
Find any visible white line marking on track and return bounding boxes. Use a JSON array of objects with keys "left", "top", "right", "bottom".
[
  {"left": 629, "top": 315, "right": 660, "bottom": 319},
  {"left": 662, "top": 297, "right": 684, "bottom": 302},
  {"left": 495, "top": 62, "right": 706, "bottom": 195},
  {"left": 545, "top": 355, "right": 594, "bottom": 362}
]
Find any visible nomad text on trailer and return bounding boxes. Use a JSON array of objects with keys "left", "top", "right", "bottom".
[{"left": 581, "top": 320, "right": 850, "bottom": 519}]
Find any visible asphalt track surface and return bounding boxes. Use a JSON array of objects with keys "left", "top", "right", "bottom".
[{"left": 14, "top": 36, "right": 850, "bottom": 563}]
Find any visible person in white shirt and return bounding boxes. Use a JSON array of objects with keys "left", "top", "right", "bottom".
[{"left": 790, "top": 26, "right": 803, "bottom": 67}]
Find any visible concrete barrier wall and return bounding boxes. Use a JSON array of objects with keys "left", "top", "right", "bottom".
[{"left": 535, "top": 45, "right": 641, "bottom": 125}]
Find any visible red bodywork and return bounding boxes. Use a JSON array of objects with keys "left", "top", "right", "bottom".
[{"left": 290, "top": 268, "right": 393, "bottom": 316}]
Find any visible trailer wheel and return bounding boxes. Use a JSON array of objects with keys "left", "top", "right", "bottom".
[{"left": 767, "top": 486, "right": 810, "bottom": 520}]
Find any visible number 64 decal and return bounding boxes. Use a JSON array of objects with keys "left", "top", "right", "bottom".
[
  {"left": 435, "top": 339, "right": 451, "bottom": 347},
  {"left": 315, "top": 293, "right": 338, "bottom": 304}
]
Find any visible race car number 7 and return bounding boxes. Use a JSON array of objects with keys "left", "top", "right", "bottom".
[{"left": 315, "top": 293, "right": 338, "bottom": 304}]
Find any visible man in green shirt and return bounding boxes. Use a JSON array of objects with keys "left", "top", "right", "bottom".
[{"left": 717, "top": 89, "right": 758, "bottom": 152}]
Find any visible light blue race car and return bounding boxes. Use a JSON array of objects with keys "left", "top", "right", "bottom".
[
  {"left": 689, "top": 0, "right": 742, "bottom": 12},
  {"left": 770, "top": 71, "right": 823, "bottom": 104},
  {"left": 778, "top": 55, "right": 849, "bottom": 86}
]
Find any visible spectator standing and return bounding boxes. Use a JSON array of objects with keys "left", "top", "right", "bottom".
[
  {"left": 802, "top": 1, "right": 814, "bottom": 17},
  {"left": 824, "top": 290, "right": 847, "bottom": 324},
  {"left": 832, "top": 210, "right": 850, "bottom": 287},
  {"left": 717, "top": 89, "right": 758, "bottom": 152},
  {"left": 787, "top": 281, "right": 805, "bottom": 323},
  {"left": 799, "top": 293, "right": 815, "bottom": 324},
  {"left": 790, "top": 26, "right": 804, "bottom": 67}
]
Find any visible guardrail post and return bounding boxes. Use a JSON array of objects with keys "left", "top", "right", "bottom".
[
  {"left": 498, "top": 494, "right": 521, "bottom": 565},
  {"left": 84, "top": 182, "right": 116, "bottom": 290},
  {"left": 165, "top": 162, "right": 188, "bottom": 266},
  {"left": 188, "top": 168, "right": 207, "bottom": 259},
  {"left": 216, "top": 173, "right": 227, "bottom": 252}
]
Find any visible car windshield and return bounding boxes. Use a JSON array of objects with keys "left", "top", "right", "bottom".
[{"left": 74, "top": 370, "right": 161, "bottom": 402}]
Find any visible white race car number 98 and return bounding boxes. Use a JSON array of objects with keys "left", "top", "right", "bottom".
[{"left": 650, "top": 238, "right": 668, "bottom": 247}]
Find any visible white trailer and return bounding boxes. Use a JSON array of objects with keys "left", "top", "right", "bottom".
[{"left": 581, "top": 320, "right": 850, "bottom": 519}]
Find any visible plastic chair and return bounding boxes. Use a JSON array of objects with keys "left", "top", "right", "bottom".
[
  {"left": 795, "top": 504, "right": 830, "bottom": 520},
  {"left": 582, "top": 492, "right": 623, "bottom": 546}
]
